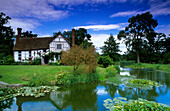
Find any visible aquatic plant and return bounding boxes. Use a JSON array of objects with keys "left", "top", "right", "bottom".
[
  {"left": 126, "top": 79, "right": 161, "bottom": 90},
  {"left": 103, "top": 97, "right": 170, "bottom": 111},
  {"left": 0, "top": 86, "right": 59, "bottom": 101}
]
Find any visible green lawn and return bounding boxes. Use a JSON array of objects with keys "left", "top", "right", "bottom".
[
  {"left": 128, "top": 63, "right": 170, "bottom": 72},
  {"left": 0, "top": 65, "right": 73, "bottom": 84}
]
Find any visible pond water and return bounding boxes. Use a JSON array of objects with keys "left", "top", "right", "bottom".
[{"left": 1, "top": 68, "right": 170, "bottom": 111}]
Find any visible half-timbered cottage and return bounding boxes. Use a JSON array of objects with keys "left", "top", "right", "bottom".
[{"left": 13, "top": 28, "right": 73, "bottom": 64}]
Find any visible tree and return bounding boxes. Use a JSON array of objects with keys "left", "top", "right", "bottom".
[
  {"left": 118, "top": 12, "right": 158, "bottom": 63},
  {"left": 61, "top": 45, "right": 97, "bottom": 73},
  {"left": 63, "top": 28, "right": 93, "bottom": 48},
  {"left": 0, "top": 12, "right": 14, "bottom": 60},
  {"left": 21, "top": 31, "right": 37, "bottom": 38},
  {"left": 101, "top": 34, "right": 120, "bottom": 61}
]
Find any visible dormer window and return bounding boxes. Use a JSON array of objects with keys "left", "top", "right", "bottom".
[{"left": 57, "top": 44, "right": 62, "bottom": 49}]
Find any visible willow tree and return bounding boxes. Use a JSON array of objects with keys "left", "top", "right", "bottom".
[{"left": 118, "top": 12, "right": 158, "bottom": 63}]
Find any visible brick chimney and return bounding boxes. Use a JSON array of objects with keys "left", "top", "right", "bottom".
[
  {"left": 16, "top": 28, "right": 22, "bottom": 43},
  {"left": 72, "top": 28, "right": 75, "bottom": 46}
]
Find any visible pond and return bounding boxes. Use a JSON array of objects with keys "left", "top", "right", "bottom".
[{"left": 1, "top": 68, "right": 170, "bottom": 111}]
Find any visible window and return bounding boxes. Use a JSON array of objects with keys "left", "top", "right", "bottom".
[{"left": 57, "top": 44, "right": 62, "bottom": 49}]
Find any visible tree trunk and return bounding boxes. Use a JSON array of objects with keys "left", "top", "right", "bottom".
[{"left": 137, "top": 52, "right": 140, "bottom": 63}]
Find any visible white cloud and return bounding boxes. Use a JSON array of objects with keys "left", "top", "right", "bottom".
[
  {"left": 110, "top": 1, "right": 170, "bottom": 17},
  {"left": 91, "top": 34, "right": 127, "bottom": 54},
  {"left": 7, "top": 18, "right": 41, "bottom": 34},
  {"left": 74, "top": 23, "right": 127, "bottom": 31},
  {"left": 0, "top": 0, "right": 69, "bottom": 21},
  {"left": 156, "top": 24, "right": 170, "bottom": 36}
]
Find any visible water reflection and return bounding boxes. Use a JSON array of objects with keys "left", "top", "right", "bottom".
[{"left": 1, "top": 69, "right": 170, "bottom": 110}]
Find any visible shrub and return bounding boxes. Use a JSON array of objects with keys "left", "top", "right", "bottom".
[
  {"left": 62, "top": 45, "right": 97, "bottom": 73},
  {"left": 97, "top": 56, "right": 113, "bottom": 68},
  {"left": 163, "top": 52, "right": 170, "bottom": 64},
  {"left": 114, "top": 65, "right": 120, "bottom": 73},
  {"left": 3, "top": 55, "right": 14, "bottom": 65},
  {"left": 105, "top": 65, "right": 117, "bottom": 78},
  {"left": 31, "top": 58, "right": 41, "bottom": 65},
  {"left": 28, "top": 73, "right": 51, "bottom": 86},
  {"left": 55, "top": 71, "right": 98, "bottom": 85}
]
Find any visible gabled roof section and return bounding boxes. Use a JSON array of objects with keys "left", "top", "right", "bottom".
[
  {"left": 13, "top": 32, "right": 70, "bottom": 51},
  {"left": 52, "top": 32, "right": 70, "bottom": 44}
]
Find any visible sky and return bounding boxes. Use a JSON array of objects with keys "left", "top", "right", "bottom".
[{"left": 0, "top": 0, "right": 170, "bottom": 54}]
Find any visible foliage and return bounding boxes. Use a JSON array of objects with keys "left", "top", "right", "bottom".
[
  {"left": 114, "top": 65, "right": 120, "bottom": 73},
  {"left": 55, "top": 71, "right": 98, "bottom": 85},
  {"left": 3, "top": 55, "right": 14, "bottom": 65},
  {"left": 28, "top": 73, "right": 54, "bottom": 86},
  {"left": 0, "top": 86, "right": 59, "bottom": 101},
  {"left": 120, "top": 61, "right": 135, "bottom": 67},
  {"left": 48, "top": 60, "right": 61, "bottom": 66},
  {"left": 21, "top": 31, "right": 37, "bottom": 38},
  {"left": 62, "top": 45, "right": 97, "bottom": 73},
  {"left": 100, "top": 35, "right": 120, "bottom": 61},
  {"left": 118, "top": 12, "right": 158, "bottom": 63},
  {"left": 63, "top": 28, "right": 92, "bottom": 47},
  {"left": 97, "top": 55, "right": 113, "bottom": 68},
  {"left": 127, "top": 63, "right": 170, "bottom": 72},
  {"left": 105, "top": 65, "right": 118, "bottom": 78},
  {"left": 106, "top": 77, "right": 122, "bottom": 86},
  {"left": 0, "top": 12, "right": 14, "bottom": 60},
  {"left": 126, "top": 79, "right": 161, "bottom": 90},
  {"left": 103, "top": 97, "right": 170, "bottom": 111},
  {"left": 30, "top": 58, "right": 41, "bottom": 65},
  {"left": 163, "top": 52, "right": 170, "bottom": 64}
]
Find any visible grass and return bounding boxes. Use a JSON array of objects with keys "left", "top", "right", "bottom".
[
  {"left": 0, "top": 65, "right": 73, "bottom": 84},
  {"left": 127, "top": 63, "right": 170, "bottom": 72},
  {"left": 0, "top": 65, "right": 119, "bottom": 85}
]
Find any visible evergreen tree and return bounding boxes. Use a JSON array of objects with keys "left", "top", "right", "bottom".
[
  {"left": 101, "top": 35, "right": 120, "bottom": 61},
  {"left": 0, "top": 12, "right": 14, "bottom": 60}
]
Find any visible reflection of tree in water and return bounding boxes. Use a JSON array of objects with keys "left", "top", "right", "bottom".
[
  {"left": 104, "top": 84, "right": 117, "bottom": 98},
  {"left": 50, "top": 83, "right": 98, "bottom": 111},
  {"left": 117, "top": 86, "right": 159, "bottom": 101},
  {"left": 0, "top": 98, "right": 14, "bottom": 111},
  {"left": 130, "top": 69, "right": 170, "bottom": 95}
]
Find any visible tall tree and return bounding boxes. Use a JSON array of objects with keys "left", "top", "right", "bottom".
[
  {"left": 101, "top": 34, "right": 120, "bottom": 61},
  {"left": 62, "top": 28, "right": 92, "bottom": 48},
  {"left": 0, "top": 12, "right": 14, "bottom": 60},
  {"left": 118, "top": 12, "right": 158, "bottom": 63}
]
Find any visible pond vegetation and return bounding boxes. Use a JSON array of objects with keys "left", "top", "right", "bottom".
[
  {"left": 103, "top": 97, "right": 170, "bottom": 111},
  {"left": 0, "top": 86, "right": 59, "bottom": 101}
]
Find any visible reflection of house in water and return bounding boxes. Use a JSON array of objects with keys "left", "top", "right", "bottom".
[
  {"left": 16, "top": 90, "right": 70, "bottom": 111},
  {"left": 50, "top": 91, "right": 71, "bottom": 110}
]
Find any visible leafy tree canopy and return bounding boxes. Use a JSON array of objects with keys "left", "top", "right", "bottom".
[
  {"left": 101, "top": 34, "right": 120, "bottom": 61},
  {"left": 0, "top": 12, "right": 14, "bottom": 60},
  {"left": 21, "top": 31, "right": 37, "bottom": 38},
  {"left": 62, "top": 28, "right": 93, "bottom": 48},
  {"left": 118, "top": 12, "right": 158, "bottom": 63}
]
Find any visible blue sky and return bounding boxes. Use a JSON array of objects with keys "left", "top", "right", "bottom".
[{"left": 0, "top": 0, "right": 170, "bottom": 54}]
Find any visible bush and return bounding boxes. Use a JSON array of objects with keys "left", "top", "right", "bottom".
[
  {"left": 163, "top": 52, "right": 170, "bottom": 64},
  {"left": 105, "top": 65, "right": 117, "bottom": 78},
  {"left": 31, "top": 58, "right": 41, "bottom": 65},
  {"left": 97, "top": 56, "right": 113, "bottom": 68},
  {"left": 28, "top": 73, "right": 51, "bottom": 86},
  {"left": 3, "top": 55, "right": 14, "bottom": 65},
  {"left": 55, "top": 71, "right": 98, "bottom": 85},
  {"left": 114, "top": 65, "right": 120, "bottom": 73}
]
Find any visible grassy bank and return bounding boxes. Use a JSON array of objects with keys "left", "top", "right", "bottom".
[
  {"left": 0, "top": 65, "right": 73, "bottom": 85},
  {"left": 0, "top": 65, "right": 119, "bottom": 85},
  {"left": 127, "top": 63, "right": 170, "bottom": 72}
]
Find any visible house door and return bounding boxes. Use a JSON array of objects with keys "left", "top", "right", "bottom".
[{"left": 44, "top": 56, "right": 49, "bottom": 64}]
